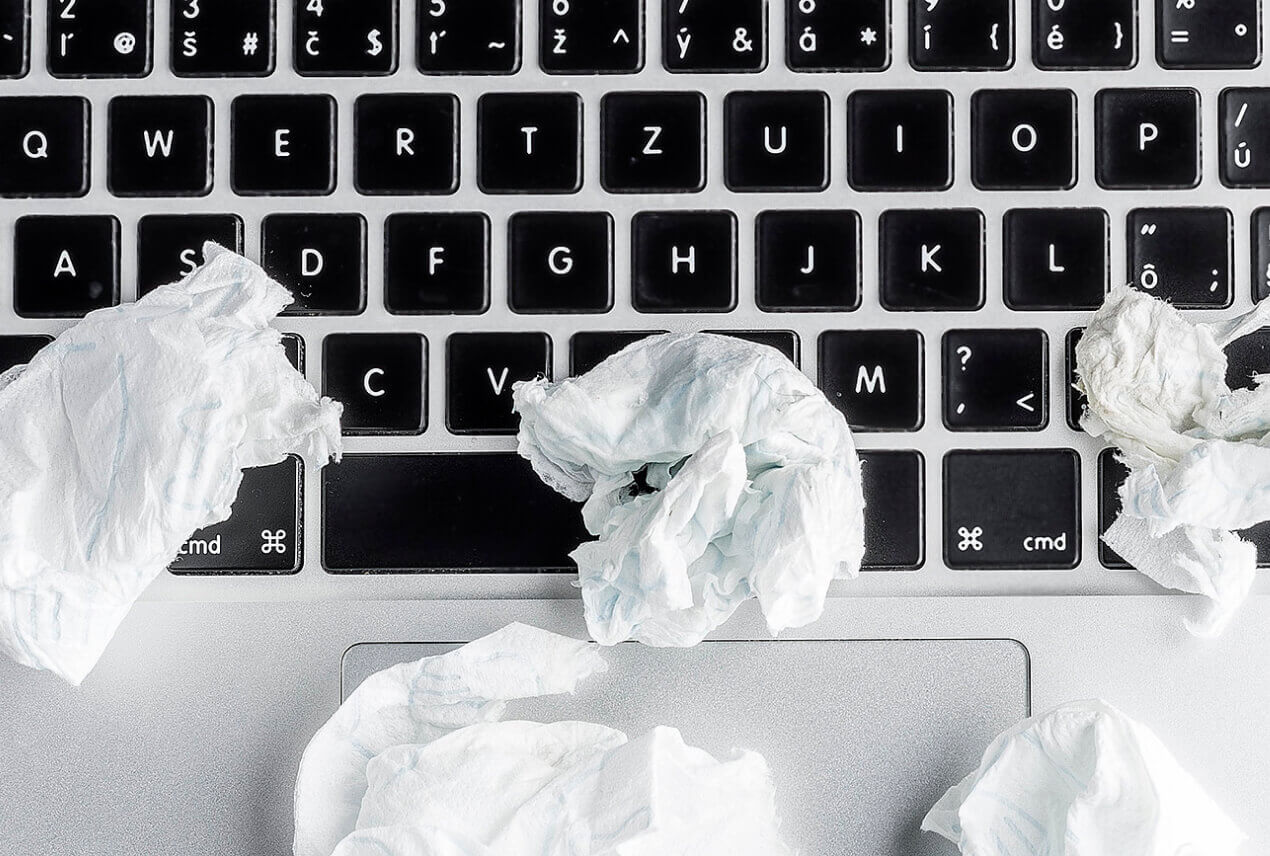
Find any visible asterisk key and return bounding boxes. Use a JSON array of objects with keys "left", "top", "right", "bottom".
[{"left": 860, "top": 27, "right": 878, "bottom": 46}]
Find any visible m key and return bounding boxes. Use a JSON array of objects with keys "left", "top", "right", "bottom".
[
  {"left": 818, "top": 329, "right": 924, "bottom": 432},
  {"left": 446, "top": 332, "right": 551, "bottom": 435},
  {"left": 943, "top": 329, "right": 1048, "bottom": 431},
  {"left": 323, "top": 333, "right": 426, "bottom": 435}
]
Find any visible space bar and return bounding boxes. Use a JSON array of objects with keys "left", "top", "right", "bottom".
[{"left": 322, "top": 454, "right": 590, "bottom": 573}]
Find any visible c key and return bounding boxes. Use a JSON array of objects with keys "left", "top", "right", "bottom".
[{"left": 323, "top": 333, "right": 427, "bottom": 435}]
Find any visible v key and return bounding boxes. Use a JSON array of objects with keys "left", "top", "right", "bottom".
[{"left": 448, "top": 332, "right": 552, "bottom": 435}]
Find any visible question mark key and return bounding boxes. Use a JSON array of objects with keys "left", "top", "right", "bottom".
[{"left": 942, "top": 329, "right": 1048, "bottom": 431}]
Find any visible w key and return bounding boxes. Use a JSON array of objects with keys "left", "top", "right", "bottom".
[
  {"left": 108, "top": 95, "right": 212, "bottom": 196},
  {"left": 446, "top": 332, "right": 551, "bottom": 435}
]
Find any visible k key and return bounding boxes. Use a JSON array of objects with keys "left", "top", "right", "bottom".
[
  {"left": 942, "top": 329, "right": 1048, "bottom": 431},
  {"left": 632, "top": 211, "right": 737, "bottom": 313},
  {"left": 0, "top": 0, "right": 28, "bottom": 77},
  {"left": 541, "top": 0, "right": 642, "bottom": 73},
  {"left": 787, "top": 0, "right": 888, "bottom": 72},
  {"left": 295, "top": 0, "right": 396, "bottom": 75},
  {"left": 231, "top": 94, "right": 336, "bottom": 195},
  {"left": 14, "top": 215, "right": 120, "bottom": 317},
  {"left": 664, "top": 0, "right": 766, "bottom": 73},
  {"left": 1157, "top": 0, "right": 1259, "bottom": 69},
  {"left": 1033, "top": 0, "right": 1136, "bottom": 70},
  {"left": 724, "top": 90, "right": 828, "bottom": 192},
  {"left": 418, "top": 0, "right": 520, "bottom": 74},
  {"left": 880, "top": 209, "right": 984, "bottom": 311},
  {"left": 848, "top": 90, "right": 952, "bottom": 192},
  {"left": 385, "top": 212, "right": 490, "bottom": 314},
  {"left": 509, "top": 212, "right": 614, "bottom": 314},
  {"left": 48, "top": 0, "right": 152, "bottom": 77},
  {"left": 756, "top": 210, "right": 861, "bottom": 312},
  {"left": 911, "top": 0, "right": 1012, "bottom": 71},
  {"left": 108, "top": 95, "right": 212, "bottom": 197},
  {"left": 1128, "top": 208, "right": 1232, "bottom": 308},
  {"left": 323, "top": 333, "right": 426, "bottom": 435},
  {"left": 601, "top": 92, "right": 705, "bottom": 193},
  {"left": 447, "top": 332, "right": 551, "bottom": 435},
  {"left": 262, "top": 213, "right": 367, "bottom": 315},
  {"left": 172, "top": 0, "right": 274, "bottom": 76},
  {"left": 354, "top": 94, "right": 458, "bottom": 195},
  {"left": 137, "top": 214, "right": 244, "bottom": 296},
  {"left": 0, "top": 96, "right": 89, "bottom": 197},
  {"left": 818, "top": 329, "right": 924, "bottom": 432}
]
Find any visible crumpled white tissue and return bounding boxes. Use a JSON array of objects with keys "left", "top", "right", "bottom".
[
  {"left": 0, "top": 243, "right": 342, "bottom": 685},
  {"left": 922, "top": 699, "right": 1245, "bottom": 856},
  {"left": 1076, "top": 286, "right": 1270, "bottom": 635},
  {"left": 293, "top": 622, "right": 793, "bottom": 856},
  {"left": 512, "top": 333, "right": 865, "bottom": 648}
]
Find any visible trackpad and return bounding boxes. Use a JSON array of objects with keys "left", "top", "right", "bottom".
[{"left": 341, "top": 639, "right": 1029, "bottom": 856}]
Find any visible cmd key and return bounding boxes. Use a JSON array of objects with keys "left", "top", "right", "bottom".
[
  {"left": 0, "top": 97, "right": 89, "bottom": 197},
  {"left": 0, "top": 0, "right": 28, "bottom": 77}
]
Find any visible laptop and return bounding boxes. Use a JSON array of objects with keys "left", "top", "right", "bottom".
[{"left": 2, "top": 0, "right": 1269, "bottom": 853}]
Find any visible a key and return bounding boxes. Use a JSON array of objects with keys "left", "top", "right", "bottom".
[
  {"left": 1095, "top": 88, "right": 1200, "bottom": 190},
  {"left": 385, "top": 212, "right": 489, "bottom": 314},
  {"left": 231, "top": 94, "right": 336, "bottom": 196},
  {"left": 1254, "top": 208, "right": 1270, "bottom": 302},
  {"left": 48, "top": 0, "right": 151, "bottom": 77},
  {"left": 15, "top": 215, "right": 120, "bottom": 317},
  {"left": 541, "top": 0, "right": 642, "bottom": 73},
  {"left": 1065, "top": 328, "right": 1086, "bottom": 431},
  {"left": 0, "top": 0, "right": 28, "bottom": 77},
  {"left": 818, "top": 329, "right": 924, "bottom": 432},
  {"left": 0, "top": 335, "right": 53, "bottom": 371},
  {"left": 847, "top": 90, "right": 952, "bottom": 192},
  {"left": 107, "top": 95, "right": 212, "bottom": 197},
  {"left": 1220, "top": 89, "right": 1270, "bottom": 188},
  {"left": 663, "top": 0, "right": 765, "bottom": 73},
  {"left": 323, "top": 333, "right": 426, "bottom": 435},
  {"left": 971, "top": 89, "right": 1076, "bottom": 190},
  {"left": 631, "top": 211, "right": 737, "bottom": 313},
  {"left": 600, "top": 91, "right": 705, "bottom": 194},
  {"left": 446, "top": 332, "right": 551, "bottom": 435},
  {"left": 756, "top": 210, "right": 860, "bottom": 312},
  {"left": 786, "top": 0, "right": 887, "bottom": 72},
  {"left": 0, "top": 96, "right": 89, "bottom": 197},
  {"left": 1003, "top": 208, "right": 1108, "bottom": 311},
  {"left": 943, "top": 329, "right": 1048, "bottom": 431},
  {"left": 880, "top": 209, "right": 984, "bottom": 311},
  {"left": 322, "top": 453, "right": 590, "bottom": 572},
  {"left": 724, "top": 90, "right": 829, "bottom": 192},
  {"left": 1033, "top": 0, "right": 1136, "bottom": 70},
  {"left": 478, "top": 93, "right": 582, "bottom": 194},
  {"left": 508, "top": 212, "right": 614, "bottom": 314},
  {"left": 262, "top": 213, "right": 367, "bottom": 315},
  {"left": 1128, "top": 208, "right": 1232, "bottom": 308},
  {"left": 911, "top": 0, "right": 1012, "bottom": 71},
  {"left": 354, "top": 94, "right": 458, "bottom": 195},
  {"left": 860, "top": 450, "right": 924, "bottom": 570},
  {"left": 169, "top": 458, "right": 302, "bottom": 574},
  {"left": 282, "top": 333, "right": 304, "bottom": 373},
  {"left": 706, "top": 330, "right": 799, "bottom": 365},
  {"left": 418, "top": 0, "right": 520, "bottom": 74},
  {"left": 1158, "top": 0, "right": 1259, "bottom": 69},
  {"left": 570, "top": 331, "right": 664, "bottom": 375},
  {"left": 171, "top": 0, "right": 274, "bottom": 76},
  {"left": 294, "top": 0, "right": 395, "bottom": 76},
  {"left": 137, "top": 213, "right": 244, "bottom": 296}
]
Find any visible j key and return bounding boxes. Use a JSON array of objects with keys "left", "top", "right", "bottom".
[
  {"left": 385, "top": 213, "right": 489, "bottom": 314},
  {"left": 323, "top": 453, "right": 590, "bottom": 572},
  {"left": 631, "top": 211, "right": 737, "bottom": 313},
  {"left": 570, "top": 331, "right": 664, "bottom": 375},
  {"left": 418, "top": 0, "right": 520, "bottom": 74},
  {"left": 541, "top": 0, "right": 642, "bottom": 73},
  {"left": 756, "top": 210, "right": 861, "bottom": 312},
  {"left": 447, "top": 332, "right": 551, "bottom": 435},
  {"left": 1158, "top": 0, "right": 1259, "bottom": 69},
  {"left": 231, "top": 94, "right": 336, "bottom": 196},
  {"left": 1221, "top": 90, "right": 1270, "bottom": 188},
  {"left": 1128, "top": 208, "right": 1232, "bottom": 308},
  {"left": 295, "top": 0, "right": 396, "bottom": 75},
  {"left": 0, "top": 0, "right": 28, "bottom": 77},
  {"left": 600, "top": 92, "right": 705, "bottom": 194},
  {"left": 664, "top": 0, "right": 765, "bottom": 73},
  {"left": 172, "top": 0, "right": 275, "bottom": 76},
  {"left": 818, "top": 329, "right": 924, "bottom": 432},
  {"left": 262, "top": 213, "right": 367, "bottom": 315},
  {"left": 282, "top": 333, "right": 304, "bottom": 372},
  {"left": 354, "top": 94, "right": 458, "bottom": 195},
  {"left": 943, "top": 329, "right": 1048, "bottom": 431},
  {"left": 724, "top": 90, "right": 829, "bottom": 193},
  {"left": 787, "top": 0, "right": 888, "bottom": 72},
  {"left": 880, "top": 209, "right": 984, "bottom": 311},
  {"left": 49, "top": 0, "right": 151, "bottom": 77},
  {"left": 706, "top": 330, "right": 799, "bottom": 365},
  {"left": 169, "top": 458, "right": 301, "bottom": 574},
  {"left": 1065, "top": 328, "right": 1086, "bottom": 431},
  {"left": 136, "top": 213, "right": 244, "bottom": 296},
  {"left": 508, "top": 212, "right": 614, "bottom": 314},
  {"left": 1003, "top": 208, "right": 1109, "bottom": 311},
  {"left": 911, "top": 0, "right": 1012, "bottom": 71},
  {"left": 847, "top": 90, "right": 952, "bottom": 192},
  {"left": 1095, "top": 88, "right": 1200, "bottom": 190},
  {"left": 478, "top": 93, "right": 582, "bottom": 194},
  {"left": 860, "top": 450, "right": 924, "bottom": 570},
  {"left": 0, "top": 96, "right": 89, "bottom": 197},
  {"left": 1254, "top": 208, "right": 1270, "bottom": 302},
  {"left": 971, "top": 89, "right": 1076, "bottom": 191},
  {"left": 1033, "top": 0, "right": 1136, "bottom": 70},
  {"left": 108, "top": 95, "right": 212, "bottom": 197},
  {"left": 15, "top": 215, "right": 120, "bottom": 317},
  {"left": 0, "top": 335, "right": 52, "bottom": 371},
  {"left": 323, "top": 333, "right": 426, "bottom": 435}
]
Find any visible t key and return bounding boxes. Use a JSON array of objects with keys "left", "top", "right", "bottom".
[
  {"left": 295, "top": 0, "right": 396, "bottom": 75},
  {"left": 541, "top": 0, "right": 642, "bottom": 73},
  {"left": 0, "top": 96, "right": 89, "bottom": 197},
  {"left": 1128, "top": 208, "right": 1232, "bottom": 308},
  {"left": 48, "top": 0, "right": 152, "bottom": 77},
  {"left": 818, "top": 329, "right": 924, "bottom": 432},
  {"left": 664, "top": 0, "right": 766, "bottom": 73},
  {"left": 446, "top": 332, "right": 551, "bottom": 435},
  {"left": 323, "top": 333, "right": 426, "bottom": 435},
  {"left": 418, "top": 0, "right": 520, "bottom": 74},
  {"left": 478, "top": 93, "right": 582, "bottom": 194},
  {"left": 0, "top": 0, "right": 28, "bottom": 77},
  {"left": 911, "top": 0, "right": 1012, "bottom": 71},
  {"left": 943, "top": 329, "right": 1048, "bottom": 431},
  {"left": 1033, "top": 0, "right": 1136, "bottom": 70},
  {"left": 14, "top": 215, "right": 120, "bottom": 317},
  {"left": 172, "top": 0, "right": 274, "bottom": 76},
  {"left": 1157, "top": 0, "right": 1259, "bottom": 69}
]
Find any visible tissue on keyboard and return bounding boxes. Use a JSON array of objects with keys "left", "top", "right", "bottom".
[
  {"left": 294, "top": 623, "right": 793, "bottom": 856},
  {"left": 0, "top": 243, "right": 342, "bottom": 685},
  {"left": 1076, "top": 286, "right": 1270, "bottom": 635},
  {"left": 512, "top": 333, "right": 865, "bottom": 647},
  {"left": 922, "top": 699, "right": 1245, "bottom": 856}
]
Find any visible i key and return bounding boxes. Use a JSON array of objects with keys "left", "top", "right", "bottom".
[
  {"left": 0, "top": 96, "right": 89, "bottom": 198},
  {"left": 631, "top": 211, "right": 737, "bottom": 313},
  {"left": 262, "top": 213, "right": 367, "bottom": 315},
  {"left": 848, "top": 90, "right": 952, "bottom": 192},
  {"left": 756, "top": 210, "right": 861, "bottom": 312},
  {"left": 355, "top": 94, "right": 458, "bottom": 195},
  {"left": 295, "top": 0, "right": 395, "bottom": 75},
  {"left": 49, "top": 0, "right": 152, "bottom": 77},
  {"left": 108, "top": 95, "right": 212, "bottom": 197},
  {"left": 1095, "top": 88, "right": 1200, "bottom": 190},
  {"left": 172, "top": 0, "right": 274, "bottom": 76},
  {"left": 943, "top": 329, "right": 1048, "bottom": 431},
  {"left": 1004, "top": 208, "right": 1109, "bottom": 311},
  {"left": 911, "top": 0, "right": 1012, "bottom": 71},
  {"left": 601, "top": 92, "right": 705, "bottom": 193},
  {"left": 0, "top": 0, "right": 28, "bottom": 77},
  {"left": 860, "top": 450, "right": 925, "bottom": 570},
  {"left": 664, "top": 0, "right": 766, "bottom": 73},
  {"left": 323, "top": 333, "right": 426, "bottom": 435},
  {"left": 972, "top": 89, "right": 1076, "bottom": 191},
  {"left": 880, "top": 209, "right": 985, "bottom": 311},
  {"left": 1158, "top": 0, "right": 1259, "bottom": 69},
  {"left": 724, "top": 90, "right": 829, "bottom": 192},
  {"left": 819, "top": 330, "right": 924, "bottom": 432},
  {"left": 137, "top": 214, "right": 244, "bottom": 296},
  {"left": 231, "top": 94, "right": 336, "bottom": 195},
  {"left": 418, "top": 0, "right": 520, "bottom": 74},
  {"left": 542, "top": 0, "right": 642, "bottom": 73},
  {"left": 385, "top": 213, "right": 490, "bottom": 314},
  {"left": 1128, "top": 208, "right": 1232, "bottom": 308},
  {"left": 1033, "top": 0, "right": 1136, "bottom": 70},
  {"left": 478, "top": 93, "right": 582, "bottom": 194},
  {"left": 447, "top": 332, "right": 551, "bottom": 435},
  {"left": 787, "top": 0, "right": 888, "bottom": 72},
  {"left": 1221, "top": 89, "right": 1270, "bottom": 188},
  {"left": 509, "top": 212, "right": 614, "bottom": 314},
  {"left": 15, "top": 215, "right": 120, "bottom": 317}
]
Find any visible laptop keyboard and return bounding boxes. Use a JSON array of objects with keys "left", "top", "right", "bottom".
[{"left": 0, "top": 0, "right": 1268, "bottom": 585}]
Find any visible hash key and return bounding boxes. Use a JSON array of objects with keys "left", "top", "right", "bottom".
[
  {"left": 943, "top": 329, "right": 1048, "bottom": 432},
  {"left": 48, "top": 0, "right": 152, "bottom": 77},
  {"left": 172, "top": 0, "right": 275, "bottom": 76},
  {"left": 323, "top": 333, "right": 426, "bottom": 435},
  {"left": 418, "top": 0, "right": 520, "bottom": 74},
  {"left": 446, "top": 332, "right": 551, "bottom": 435},
  {"left": 295, "top": 0, "right": 396, "bottom": 75},
  {"left": 818, "top": 329, "right": 924, "bottom": 432},
  {"left": 1128, "top": 208, "right": 1232, "bottom": 308}
]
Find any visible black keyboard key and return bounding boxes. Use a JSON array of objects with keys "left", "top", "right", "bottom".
[
  {"left": 49, "top": 0, "right": 151, "bottom": 77},
  {"left": 323, "top": 333, "right": 426, "bottom": 435},
  {"left": 631, "top": 211, "right": 737, "bottom": 313},
  {"left": 478, "top": 93, "right": 582, "bottom": 194},
  {"left": 664, "top": 0, "right": 765, "bottom": 72},
  {"left": 385, "top": 212, "right": 489, "bottom": 314},
  {"left": 323, "top": 453, "right": 590, "bottom": 572},
  {"left": 172, "top": 0, "right": 274, "bottom": 76},
  {"left": 880, "top": 209, "right": 984, "bottom": 311},
  {"left": 847, "top": 90, "right": 952, "bottom": 191},
  {"left": 945, "top": 450, "right": 1081, "bottom": 570},
  {"left": 446, "top": 332, "right": 551, "bottom": 435},
  {"left": 108, "top": 95, "right": 212, "bottom": 197},
  {"left": 508, "top": 212, "right": 614, "bottom": 314},
  {"left": 1254, "top": 208, "right": 1270, "bottom": 302},
  {"left": 860, "top": 450, "right": 924, "bottom": 570},
  {"left": 282, "top": 333, "right": 304, "bottom": 372},
  {"left": 971, "top": 89, "right": 1076, "bottom": 190},
  {"left": 1220, "top": 89, "right": 1270, "bottom": 188},
  {"left": 1033, "top": 0, "right": 1136, "bottom": 70},
  {"left": 0, "top": 334, "right": 52, "bottom": 371},
  {"left": 0, "top": 96, "right": 89, "bottom": 198},
  {"left": 170, "top": 458, "right": 302, "bottom": 574},
  {"left": 819, "top": 329, "right": 924, "bottom": 432},
  {"left": 541, "top": 0, "right": 642, "bottom": 73},
  {"left": 706, "top": 329, "right": 799, "bottom": 366},
  {"left": 295, "top": 0, "right": 395, "bottom": 75},
  {"left": 137, "top": 213, "right": 244, "bottom": 296},
  {"left": 418, "top": 0, "right": 520, "bottom": 74},
  {"left": 600, "top": 91, "right": 705, "bottom": 194},
  {"left": 911, "top": 0, "right": 1012, "bottom": 70},
  {"left": 231, "top": 94, "right": 336, "bottom": 196},
  {"left": 943, "top": 329, "right": 1048, "bottom": 431},
  {"left": 15, "top": 215, "right": 120, "bottom": 317},
  {"left": 1158, "top": 0, "right": 1259, "bottom": 69},
  {"left": 262, "top": 213, "right": 367, "bottom": 315},
  {"left": 757, "top": 210, "right": 860, "bottom": 313},
  {"left": 0, "top": 0, "right": 28, "bottom": 77},
  {"left": 1095, "top": 88, "right": 1200, "bottom": 190},
  {"left": 354, "top": 94, "right": 458, "bottom": 195},
  {"left": 1128, "top": 208, "right": 1232, "bottom": 308},
  {"left": 1004, "top": 208, "right": 1108, "bottom": 311},
  {"left": 1225, "top": 326, "right": 1270, "bottom": 389},
  {"left": 1065, "top": 328, "right": 1085, "bottom": 431},
  {"left": 569, "top": 330, "right": 664, "bottom": 375},
  {"left": 724, "top": 90, "right": 828, "bottom": 192},
  {"left": 787, "top": 0, "right": 888, "bottom": 71}
]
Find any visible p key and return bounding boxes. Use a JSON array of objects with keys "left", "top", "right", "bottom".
[
  {"left": 14, "top": 215, "right": 120, "bottom": 317},
  {"left": 323, "top": 333, "right": 426, "bottom": 435},
  {"left": 446, "top": 332, "right": 551, "bottom": 435},
  {"left": 0, "top": 96, "right": 89, "bottom": 197},
  {"left": 1095, "top": 88, "right": 1200, "bottom": 190}
]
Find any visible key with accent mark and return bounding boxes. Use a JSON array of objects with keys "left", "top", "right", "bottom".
[
  {"left": 541, "top": 0, "right": 642, "bottom": 73},
  {"left": 172, "top": 0, "right": 274, "bottom": 76},
  {"left": 295, "top": 0, "right": 396, "bottom": 75},
  {"left": 1032, "top": 0, "right": 1136, "bottom": 70},
  {"left": 418, "top": 0, "right": 520, "bottom": 74},
  {"left": 911, "top": 0, "right": 1012, "bottom": 71},
  {"left": 786, "top": 0, "right": 887, "bottom": 72},
  {"left": 1128, "top": 208, "right": 1231, "bottom": 308},
  {"left": 663, "top": 0, "right": 765, "bottom": 73},
  {"left": 48, "top": 0, "right": 152, "bottom": 77}
]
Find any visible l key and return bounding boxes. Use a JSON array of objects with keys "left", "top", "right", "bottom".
[{"left": 446, "top": 332, "right": 551, "bottom": 435}]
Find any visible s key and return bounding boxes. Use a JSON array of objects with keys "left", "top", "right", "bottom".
[
  {"left": 137, "top": 213, "right": 244, "bottom": 296},
  {"left": 446, "top": 332, "right": 551, "bottom": 435},
  {"left": 0, "top": 96, "right": 89, "bottom": 197},
  {"left": 323, "top": 333, "right": 426, "bottom": 435}
]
